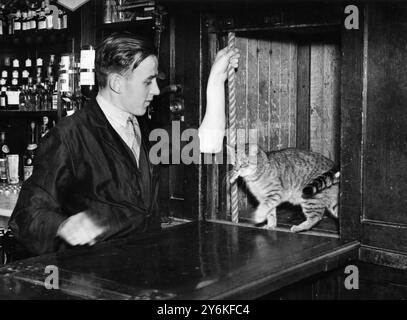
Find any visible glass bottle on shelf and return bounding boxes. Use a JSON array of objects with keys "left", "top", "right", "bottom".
[
  {"left": 0, "top": 7, "right": 5, "bottom": 36},
  {"left": 0, "top": 86, "right": 8, "bottom": 110},
  {"left": 57, "top": 9, "right": 62, "bottom": 30},
  {"left": 0, "top": 132, "right": 9, "bottom": 183},
  {"left": 23, "top": 122, "right": 38, "bottom": 181},
  {"left": 11, "top": 59, "right": 20, "bottom": 82},
  {"left": 21, "top": 11, "right": 28, "bottom": 32},
  {"left": 43, "top": 82, "right": 52, "bottom": 110},
  {"left": 59, "top": 53, "right": 75, "bottom": 116},
  {"left": 49, "top": 75, "right": 58, "bottom": 110},
  {"left": 40, "top": 116, "right": 50, "bottom": 138},
  {"left": 30, "top": 7, "right": 37, "bottom": 30},
  {"left": 62, "top": 9, "right": 67, "bottom": 29},
  {"left": 80, "top": 45, "right": 97, "bottom": 101},
  {"left": 7, "top": 13, "right": 14, "bottom": 35},
  {"left": 3, "top": 57, "right": 11, "bottom": 84},
  {"left": 37, "top": 10, "right": 46, "bottom": 30},
  {"left": 34, "top": 77, "right": 44, "bottom": 110},
  {"left": 19, "top": 84, "right": 27, "bottom": 110},
  {"left": 7, "top": 78, "right": 20, "bottom": 110},
  {"left": 25, "top": 58, "right": 33, "bottom": 79},
  {"left": 25, "top": 77, "right": 35, "bottom": 111},
  {"left": 46, "top": 54, "right": 56, "bottom": 83},
  {"left": 45, "top": 0, "right": 53, "bottom": 30},
  {"left": 36, "top": 58, "right": 43, "bottom": 80},
  {"left": 13, "top": 10, "right": 22, "bottom": 34}
]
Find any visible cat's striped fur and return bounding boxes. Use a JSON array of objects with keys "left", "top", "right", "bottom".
[{"left": 230, "top": 144, "right": 339, "bottom": 232}]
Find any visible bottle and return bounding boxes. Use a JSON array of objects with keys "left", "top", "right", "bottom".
[
  {"left": 104, "top": 0, "right": 113, "bottom": 24},
  {"left": 46, "top": 54, "right": 56, "bottom": 83},
  {"left": 3, "top": 57, "right": 11, "bottom": 85},
  {"left": 49, "top": 76, "right": 58, "bottom": 110},
  {"left": 30, "top": 7, "right": 37, "bottom": 30},
  {"left": 57, "top": 9, "right": 62, "bottom": 30},
  {"left": 0, "top": 132, "right": 9, "bottom": 183},
  {"left": 21, "top": 11, "right": 28, "bottom": 31},
  {"left": 59, "top": 53, "right": 75, "bottom": 116},
  {"left": 25, "top": 77, "right": 35, "bottom": 110},
  {"left": 40, "top": 116, "right": 50, "bottom": 138},
  {"left": 36, "top": 57, "right": 43, "bottom": 81},
  {"left": 21, "top": 65, "right": 30, "bottom": 86},
  {"left": 62, "top": 9, "right": 67, "bottom": 29},
  {"left": 34, "top": 77, "right": 44, "bottom": 110},
  {"left": 45, "top": 0, "right": 53, "bottom": 30},
  {"left": 7, "top": 77, "right": 20, "bottom": 110},
  {"left": 11, "top": 58, "right": 19, "bottom": 79},
  {"left": 0, "top": 86, "right": 7, "bottom": 110},
  {"left": 1, "top": 69, "right": 7, "bottom": 86},
  {"left": 7, "top": 13, "right": 14, "bottom": 35},
  {"left": 80, "top": 45, "right": 97, "bottom": 100},
  {"left": 25, "top": 58, "right": 33, "bottom": 79},
  {"left": 13, "top": 10, "right": 21, "bottom": 34},
  {"left": 23, "top": 122, "right": 38, "bottom": 181},
  {"left": 0, "top": 7, "right": 4, "bottom": 36},
  {"left": 37, "top": 10, "right": 46, "bottom": 30}
]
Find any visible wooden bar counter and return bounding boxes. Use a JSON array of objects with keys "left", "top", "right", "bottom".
[{"left": 0, "top": 221, "right": 359, "bottom": 299}]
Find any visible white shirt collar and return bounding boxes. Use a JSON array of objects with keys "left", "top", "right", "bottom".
[{"left": 96, "top": 94, "right": 131, "bottom": 128}]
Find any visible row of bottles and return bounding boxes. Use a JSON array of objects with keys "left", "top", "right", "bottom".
[
  {"left": 0, "top": 46, "right": 96, "bottom": 114},
  {"left": 0, "top": 55, "right": 58, "bottom": 111},
  {"left": 59, "top": 46, "right": 97, "bottom": 117},
  {"left": 0, "top": 117, "right": 52, "bottom": 183},
  {"left": 0, "top": 0, "right": 68, "bottom": 36}
]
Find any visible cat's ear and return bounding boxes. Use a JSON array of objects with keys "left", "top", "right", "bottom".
[{"left": 225, "top": 144, "right": 236, "bottom": 165}]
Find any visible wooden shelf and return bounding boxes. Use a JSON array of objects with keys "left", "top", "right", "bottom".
[
  {"left": 0, "top": 29, "right": 72, "bottom": 48},
  {"left": 0, "top": 110, "right": 58, "bottom": 118},
  {"left": 99, "top": 19, "right": 155, "bottom": 30}
]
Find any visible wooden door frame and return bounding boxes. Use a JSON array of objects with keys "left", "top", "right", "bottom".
[{"left": 199, "top": 3, "right": 365, "bottom": 242}]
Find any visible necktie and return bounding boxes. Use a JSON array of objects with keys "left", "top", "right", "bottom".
[{"left": 127, "top": 116, "right": 142, "bottom": 165}]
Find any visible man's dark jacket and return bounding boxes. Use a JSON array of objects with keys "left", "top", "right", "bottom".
[{"left": 9, "top": 99, "right": 161, "bottom": 256}]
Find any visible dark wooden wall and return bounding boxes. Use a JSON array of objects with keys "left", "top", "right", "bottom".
[{"left": 359, "top": 3, "right": 407, "bottom": 268}]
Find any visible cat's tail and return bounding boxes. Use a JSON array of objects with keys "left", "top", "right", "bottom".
[{"left": 302, "top": 168, "right": 340, "bottom": 199}]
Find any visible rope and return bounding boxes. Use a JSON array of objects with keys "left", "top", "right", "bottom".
[{"left": 227, "top": 32, "right": 239, "bottom": 224}]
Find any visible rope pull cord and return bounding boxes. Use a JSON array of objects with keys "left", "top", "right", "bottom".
[{"left": 227, "top": 32, "right": 239, "bottom": 224}]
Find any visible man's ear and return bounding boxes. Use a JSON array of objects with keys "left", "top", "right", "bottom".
[{"left": 108, "top": 74, "right": 122, "bottom": 94}]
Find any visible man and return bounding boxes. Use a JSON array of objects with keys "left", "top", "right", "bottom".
[{"left": 9, "top": 32, "right": 239, "bottom": 256}]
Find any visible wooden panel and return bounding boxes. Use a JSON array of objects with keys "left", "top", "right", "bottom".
[
  {"left": 360, "top": 246, "right": 407, "bottom": 271},
  {"left": 339, "top": 5, "right": 364, "bottom": 242},
  {"left": 269, "top": 39, "right": 297, "bottom": 150},
  {"left": 279, "top": 40, "right": 297, "bottom": 148},
  {"left": 363, "top": 3, "right": 407, "bottom": 225},
  {"left": 310, "top": 41, "right": 341, "bottom": 163},
  {"left": 205, "top": 33, "right": 220, "bottom": 220},
  {"left": 296, "top": 44, "right": 311, "bottom": 149},
  {"left": 258, "top": 39, "right": 271, "bottom": 151},
  {"left": 235, "top": 36, "right": 249, "bottom": 214},
  {"left": 361, "top": 221, "right": 407, "bottom": 254}
]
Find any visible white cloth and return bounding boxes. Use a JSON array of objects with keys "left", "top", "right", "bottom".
[{"left": 96, "top": 94, "right": 141, "bottom": 164}]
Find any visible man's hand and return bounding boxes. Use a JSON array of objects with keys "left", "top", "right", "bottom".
[
  {"left": 57, "top": 211, "right": 105, "bottom": 246},
  {"left": 208, "top": 47, "right": 240, "bottom": 83}
]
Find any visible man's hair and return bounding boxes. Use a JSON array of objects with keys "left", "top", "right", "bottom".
[{"left": 95, "top": 32, "right": 158, "bottom": 88}]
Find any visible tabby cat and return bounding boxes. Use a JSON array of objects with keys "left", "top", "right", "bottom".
[{"left": 229, "top": 144, "right": 340, "bottom": 232}]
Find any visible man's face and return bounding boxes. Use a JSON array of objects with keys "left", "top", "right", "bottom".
[{"left": 120, "top": 55, "right": 160, "bottom": 116}]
